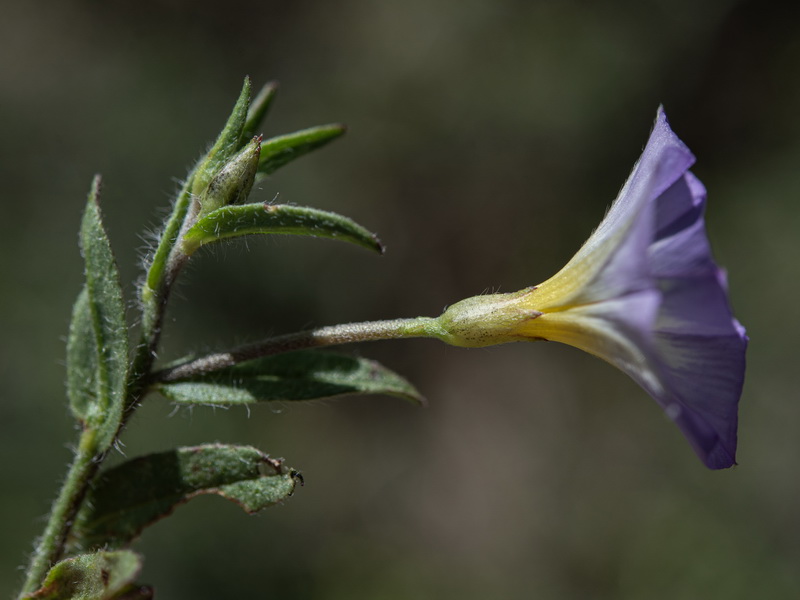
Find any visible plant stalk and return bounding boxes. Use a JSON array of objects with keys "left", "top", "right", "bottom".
[
  {"left": 153, "top": 316, "right": 444, "bottom": 382},
  {"left": 19, "top": 430, "right": 101, "bottom": 596}
]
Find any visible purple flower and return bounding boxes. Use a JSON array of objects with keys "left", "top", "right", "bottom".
[{"left": 434, "top": 108, "right": 747, "bottom": 469}]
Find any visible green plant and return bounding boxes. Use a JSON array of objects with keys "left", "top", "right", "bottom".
[{"left": 16, "top": 79, "right": 746, "bottom": 599}]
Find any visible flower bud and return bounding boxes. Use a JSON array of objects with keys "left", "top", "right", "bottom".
[{"left": 197, "top": 135, "right": 261, "bottom": 214}]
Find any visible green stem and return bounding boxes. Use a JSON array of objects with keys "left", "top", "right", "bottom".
[
  {"left": 19, "top": 430, "right": 100, "bottom": 596},
  {"left": 153, "top": 316, "right": 444, "bottom": 382}
]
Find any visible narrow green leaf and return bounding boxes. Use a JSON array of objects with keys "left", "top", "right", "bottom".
[
  {"left": 73, "top": 445, "right": 300, "bottom": 549},
  {"left": 256, "top": 124, "right": 346, "bottom": 178},
  {"left": 22, "top": 550, "right": 143, "bottom": 600},
  {"left": 66, "top": 287, "right": 95, "bottom": 421},
  {"left": 141, "top": 178, "right": 193, "bottom": 310},
  {"left": 192, "top": 77, "right": 252, "bottom": 197},
  {"left": 67, "top": 176, "right": 129, "bottom": 452},
  {"left": 157, "top": 351, "right": 425, "bottom": 406},
  {"left": 241, "top": 80, "right": 279, "bottom": 142},
  {"left": 182, "top": 202, "right": 383, "bottom": 255}
]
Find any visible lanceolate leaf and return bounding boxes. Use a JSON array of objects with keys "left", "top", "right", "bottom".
[
  {"left": 156, "top": 351, "right": 424, "bottom": 406},
  {"left": 192, "top": 77, "right": 252, "bottom": 197},
  {"left": 241, "top": 80, "right": 279, "bottom": 142},
  {"left": 256, "top": 124, "right": 345, "bottom": 179},
  {"left": 22, "top": 550, "right": 144, "bottom": 600},
  {"left": 73, "top": 445, "right": 301, "bottom": 549},
  {"left": 141, "top": 177, "right": 194, "bottom": 310},
  {"left": 182, "top": 202, "right": 383, "bottom": 254},
  {"left": 67, "top": 176, "right": 129, "bottom": 452},
  {"left": 66, "top": 287, "right": 96, "bottom": 420}
]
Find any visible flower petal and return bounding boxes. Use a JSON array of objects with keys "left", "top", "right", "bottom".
[
  {"left": 653, "top": 328, "right": 747, "bottom": 469},
  {"left": 533, "top": 108, "right": 695, "bottom": 310},
  {"left": 594, "top": 107, "right": 696, "bottom": 244},
  {"left": 656, "top": 271, "right": 741, "bottom": 336},
  {"left": 648, "top": 269, "right": 748, "bottom": 468},
  {"left": 650, "top": 173, "right": 717, "bottom": 278},
  {"left": 527, "top": 109, "right": 746, "bottom": 469},
  {"left": 519, "top": 289, "right": 664, "bottom": 397},
  {"left": 654, "top": 171, "right": 706, "bottom": 241}
]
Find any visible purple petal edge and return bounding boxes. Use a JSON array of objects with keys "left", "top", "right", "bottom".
[{"left": 643, "top": 110, "right": 747, "bottom": 469}]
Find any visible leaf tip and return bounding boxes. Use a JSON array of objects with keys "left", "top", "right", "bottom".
[
  {"left": 291, "top": 469, "right": 304, "bottom": 487},
  {"left": 88, "top": 174, "right": 103, "bottom": 204}
]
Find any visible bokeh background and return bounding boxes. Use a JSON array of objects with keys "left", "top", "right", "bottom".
[{"left": 2, "top": 1, "right": 798, "bottom": 598}]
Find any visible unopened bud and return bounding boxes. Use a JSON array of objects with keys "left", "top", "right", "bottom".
[{"left": 198, "top": 136, "right": 261, "bottom": 214}]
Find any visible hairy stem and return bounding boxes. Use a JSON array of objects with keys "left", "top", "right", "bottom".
[
  {"left": 153, "top": 316, "right": 444, "bottom": 382},
  {"left": 19, "top": 431, "right": 100, "bottom": 596}
]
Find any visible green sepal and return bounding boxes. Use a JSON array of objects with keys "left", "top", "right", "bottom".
[
  {"left": 256, "top": 124, "right": 346, "bottom": 179},
  {"left": 21, "top": 550, "right": 145, "bottom": 600},
  {"left": 156, "top": 351, "right": 425, "bottom": 406},
  {"left": 241, "top": 80, "right": 279, "bottom": 142},
  {"left": 73, "top": 445, "right": 301, "bottom": 549},
  {"left": 192, "top": 77, "right": 251, "bottom": 197},
  {"left": 181, "top": 202, "right": 383, "bottom": 255},
  {"left": 67, "top": 176, "right": 129, "bottom": 452}
]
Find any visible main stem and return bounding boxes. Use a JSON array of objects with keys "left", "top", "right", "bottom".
[
  {"left": 19, "top": 431, "right": 99, "bottom": 595},
  {"left": 153, "top": 317, "right": 444, "bottom": 382}
]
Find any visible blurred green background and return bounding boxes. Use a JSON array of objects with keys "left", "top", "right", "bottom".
[{"left": 1, "top": 0, "right": 798, "bottom": 598}]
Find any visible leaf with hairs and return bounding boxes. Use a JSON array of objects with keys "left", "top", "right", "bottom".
[
  {"left": 256, "top": 124, "right": 345, "bottom": 178},
  {"left": 73, "top": 445, "right": 301, "bottom": 549},
  {"left": 67, "top": 176, "right": 129, "bottom": 452},
  {"left": 241, "top": 80, "right": 279, "bottom": 141},
  {"left": 157, "top": 351, "right": 424, "bottom": 406},
  {"left": 22, "top": 550, "right": 145, "bottom": 600},
  {"left": 182, "top": 202, "right": 383, "bottom": 254},
  {"left": 192, "top": 76, "right": 252, "bottom": 196}
]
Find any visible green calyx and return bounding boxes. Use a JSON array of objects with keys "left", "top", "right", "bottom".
[{"left": 432, "top": 288, "right": 542, "bottom": 348}]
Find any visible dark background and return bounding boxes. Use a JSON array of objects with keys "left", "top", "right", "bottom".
[{"left": 2, "top": 1, "right": 798, "bottom": 598}]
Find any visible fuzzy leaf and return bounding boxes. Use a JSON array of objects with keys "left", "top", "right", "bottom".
[
  {"left": 256, "top": 124, "right": 345, "bottom": 178},
  {"left": 66, "top": 287, "right": 96, "bottom": 420},
  {"left": 182, "top": 202, "right": 383, "bottom": 254},
  {"left": 157, "top": 351, "right": 424, "bottom": 406},
  {"left": 73, "top": 445, "right": 301, "bottom": 549},
  {"left": 22, "top": 550, "right": 143, "bottom": 600},
  {"left": 141, "top": 178, "right": 194, "bottom": 310},
  {"left": 241, "top": 80, "right": 279, "bottom": 142},
  {"left": 192, "top": 77, "right": 252, "bottom": 196},
  {"left": 67, "top": 176, "right": 129, "bottom": 452}
]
